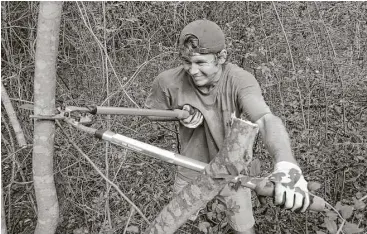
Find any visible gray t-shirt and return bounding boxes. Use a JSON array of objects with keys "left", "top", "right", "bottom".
[{"left": 145, "top": 63, "right": 271, "bottom": 180}]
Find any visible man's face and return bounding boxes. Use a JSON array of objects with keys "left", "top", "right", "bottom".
[{"left": 181, "top": 53, "right": 221, "bottom": 87}]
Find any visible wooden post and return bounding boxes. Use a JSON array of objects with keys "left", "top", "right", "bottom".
[
  {"left": 145, "top": 117, "right": 259, "bottom": 234},
  {"left": 32, "top": 2, "right": 63, "bottom": 234}
]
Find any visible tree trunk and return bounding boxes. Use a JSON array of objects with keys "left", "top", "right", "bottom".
[
  {"left": 145, "top": 117, "right": 259, "bottom": 234},
  {"left": 32, "top": 2, "right": 63, "bottom": 233}
]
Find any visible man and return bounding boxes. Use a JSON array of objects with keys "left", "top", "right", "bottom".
[{"left": 145, "top": 19, "right": 309, "bottom": 234}]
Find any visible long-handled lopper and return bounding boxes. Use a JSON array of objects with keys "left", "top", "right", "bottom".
[
  {"left": 23, "top": 104, "right": 326, "bottom": 211},
  {"left": 21, "top": 104, "right": 191, "bottom": 121}
]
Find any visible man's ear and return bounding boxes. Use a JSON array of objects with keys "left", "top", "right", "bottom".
[{"left": 217, "top": 49, "right": 227, "bottom": 65}]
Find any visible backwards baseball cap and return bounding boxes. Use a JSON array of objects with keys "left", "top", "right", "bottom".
[{"left": 178, "top": 19, "right": 225, "bottom": 54}]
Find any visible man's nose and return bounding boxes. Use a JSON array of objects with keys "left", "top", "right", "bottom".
[{"left": 189, "top": 63, "right": 199, "bottom": 76}]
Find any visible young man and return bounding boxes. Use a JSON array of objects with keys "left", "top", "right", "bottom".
[{"left": 145, "top": 20, "right": 309, "bottom": 234}]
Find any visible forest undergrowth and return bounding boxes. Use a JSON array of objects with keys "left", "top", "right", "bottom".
[{"left": 1, "top": 2, "right": 366, "bottom": 234}]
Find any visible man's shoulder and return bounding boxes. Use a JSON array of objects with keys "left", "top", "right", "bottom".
[
  {"left": 225, "top": 63, "right": 255, "bottom": 80},
  {"left": 156, "top": 65, "right": 186, "bottom": 86}
]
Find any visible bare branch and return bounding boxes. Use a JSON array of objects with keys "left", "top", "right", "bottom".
[
  {"left": 1, "top": 81, "right": 27, "bottom": 147},
  {"left": 56, "top": 121, "right": 150, "bottom": 224}
]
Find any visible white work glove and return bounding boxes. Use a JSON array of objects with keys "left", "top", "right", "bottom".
[
  {"left": 179, "top": 105, "right": 203, "bottom": 128},
  {"left": 269, "top": 161, "right": 310, "bottom": 212}
]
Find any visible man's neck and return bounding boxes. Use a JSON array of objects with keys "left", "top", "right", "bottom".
[{"left": 198, "top": 65, "right": 223, "bottom": 93}]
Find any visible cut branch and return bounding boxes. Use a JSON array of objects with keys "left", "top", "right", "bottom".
[{"left": 144, "top": 116, "right": 259, "bottom": 234}]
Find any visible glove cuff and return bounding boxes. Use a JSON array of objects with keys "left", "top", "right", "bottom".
[{"left": 274, "top": 161, "right": 301, "bottom": 173}]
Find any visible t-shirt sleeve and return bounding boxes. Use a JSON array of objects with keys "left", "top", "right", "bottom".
[
  {"left": 236, "top": 73, "right": 271, "bottom": 122},
  {"left": 145, "top": 75, "right": 172, "bottom": 110}
]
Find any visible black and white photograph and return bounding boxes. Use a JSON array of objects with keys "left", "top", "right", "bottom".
[{"left": 1, "top": 1, "right": 366, "bottom": 233}]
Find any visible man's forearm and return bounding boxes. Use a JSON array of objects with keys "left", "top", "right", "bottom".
[{"left": 255, "top": 113, "right": 297, "bottom": 164}]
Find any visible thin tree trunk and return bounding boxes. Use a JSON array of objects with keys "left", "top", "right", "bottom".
[
  {"left": 1, "top": 81, "right": 27, "bottom": 147},
  {"left": 32, "top": 2, "right": 63, "bottom": 233},
  {"left": 145, "top": 117, "right": 259, "bottom": 234}
]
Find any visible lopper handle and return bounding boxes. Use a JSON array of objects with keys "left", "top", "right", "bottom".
[
  {"left": 69, "top": 106, "right": 191, "bottom": 120},
  {"left": 240, "top": 177, "right": 326, "bottom": 212},
  {"left": 96, "top": 107, "right": 190, "bottom": 119}
]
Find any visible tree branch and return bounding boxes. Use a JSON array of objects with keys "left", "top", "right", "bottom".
[
  {"left": 1, "top": 81, "right": 27, "bottom": 147},
  {"left": 56, "top": 121, "right": 150, "bottom": 224}
]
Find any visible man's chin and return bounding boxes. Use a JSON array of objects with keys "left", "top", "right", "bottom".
[
  {"left": 191, "top": 78, "right": 204, "bottom": 86},
  {"left": 193, "top": 81, "right": 205, "bottom": 87}
]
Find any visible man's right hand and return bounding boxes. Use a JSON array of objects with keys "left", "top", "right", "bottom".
[{"left": 179, "top": 105, "right": 203, "bottom": 128}]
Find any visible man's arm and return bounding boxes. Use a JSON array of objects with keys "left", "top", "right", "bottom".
[
  {"left": 255, "top": 113, "right": 297, "bottom": 164},
  {"left": 255, "top": 113, "right": 310, "bottom": 212}
]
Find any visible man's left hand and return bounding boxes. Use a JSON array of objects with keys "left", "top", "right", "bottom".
[
  {"left": 269, "top": 161, "right": 310, "bottom": 212},
  {"left": 179, "top": 105, "right": 204, "bottom": 128}
]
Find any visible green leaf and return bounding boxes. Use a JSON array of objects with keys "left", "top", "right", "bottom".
[
  {"left": 324, "top": 218, "right": 338, "bottom": 233},
  {"left": 340, "top": 205, "right": 354, "bottom": 219},
  {"left": 343, "top": 222, "right": 364, "bottom": 234}
]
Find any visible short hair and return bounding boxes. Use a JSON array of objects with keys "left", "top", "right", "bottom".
[
  {"left": 179, "top": 35, "right": 200, "bottom": 57},
  {"left": 179, "top": 35, "right": 227, "bottom": 64}
]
